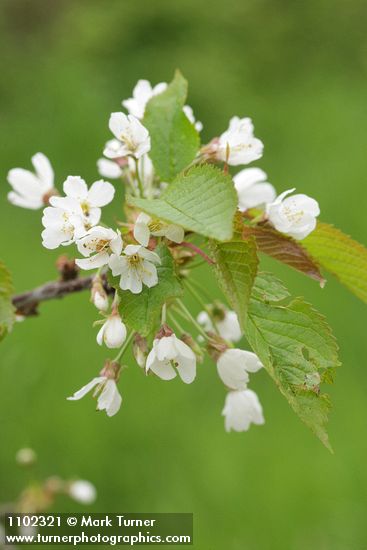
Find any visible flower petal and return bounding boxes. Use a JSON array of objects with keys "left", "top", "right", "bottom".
[
  {"left": 67, "top": 376, "right": 105, "bottom": 401},
  {"left": 75, "top": 252, "right": 110, "bottom": 270},
  {"left": 87, "top": 180, "right": 115, "bottom": 207},
  {"left": 63, "top": 176, "right": 88, "bottom": 199},
  {"left": 31, "top": 152, "right": 54, "bottom": 189}
]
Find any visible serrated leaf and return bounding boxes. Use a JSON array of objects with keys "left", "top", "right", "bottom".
[
  {"left": 303, "top": 222, "right": 367, "bottom": 304},
  {"left": 243, "top": 224, "right": 325, "bottom": 285},
  {"left": 246, "top": 287, "right": 340, "bottom": 450},
  {"left": 252, "top": 272, "right": 290, "bottom": 302},
  {"left": 129, "top": 165, "right": 238, "bottom": 241},
  {"left": 0, "top": 260, "right": 15, "bottom": 342},
  {"left": 208, "top": 236, "right": 258, "bottom": 330},
  {"left": 110, "top": 244, "right": 183, "bottom": 337},
  {"left": 143, "top": 70, "right": 200, "bottom": 181}
]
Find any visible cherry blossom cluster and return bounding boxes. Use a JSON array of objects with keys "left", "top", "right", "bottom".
[{"left": 6, "top": 78, "right": 321, "bottom": 434}]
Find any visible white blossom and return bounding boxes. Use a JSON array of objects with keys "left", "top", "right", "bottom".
[
  {"left": 216, "top": 116, "right": 264, "bottom": 166},
  {"left": 134, "top": 212, "right": 184, "bottom": 247},
  {"left": 67, "top": 376, "right": 122, "bottom": 417},
  {"left": 97, "top": 158, "right": 123, "bottom": 179},
  {"left": 122, "top": 79, "right": 168, "bottom": 119},
  {"left": 103, "top": 139, "right": 126, "bottom": 161},
  {"left": 109, "top": 244, "right": 160, "bottom": 294},
  {"left": 222, "top": 389, "right": 265, "bottom": 432},
  {"left": 68, "top": 480, "right": 97, "bottom": 504},
  {"left": 96, "top": 313, "right": 127, "bottom": 349},
  {"left": 266, "top": 188, "right": 320, "bottom": 240},
  {"left": 7, "top": 152, "right": 55, "bottom": 209},
  {"left": 41, "top": 198, "right": 87, "bottom": 249},
  {"left": 146, "top": 334, "right": 197, "bottom": 384},
  {"left": 233, "top": 167, "right": 276, "bottom": 211},
  {"left": 107, "top": 113, "right": 151, "bottom": 159},
  {"left": 197, "top": 310, "right": 242, "bottom": 343},
  {"left": 75, "top": 226, "right": 122, "bottom": 270},
  {"left": 217, "top": 348, "right": 263, "bottom": 390},
  {"left": 183, "top": 105, "right": 203, "bottom": 132},
  {"left": 41, "top": 177, "right": 115, "bottom": 249},
  {"left": 53, "top": 175, "right": 115, "bottom": 223}
]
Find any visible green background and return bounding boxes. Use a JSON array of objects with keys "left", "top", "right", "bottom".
[{"left": 1, "top": 1, "right": 367, "bottom": 548}]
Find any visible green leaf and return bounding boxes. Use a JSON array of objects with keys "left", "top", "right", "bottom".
[
  {"left": 209, "top": 235, "right": 258, "bottom": 330},
  {"left": 143, "top": 70, "right": 200, "bottom": 181},
  {"left": 110, "top": 244, "right": 183, "bottom": 337},
  {"left": 243, "top": 224, "right": 325, "bottom": 286},
  {"left": 129, "top": 165, "right": 238, "bottom": 241},
  {"left": 246, "top": 285, "right": 340, "bottom": 451},
  {"left": 252, "top": 272, "right": 290, "bottom": 302},
  {"left": 0, "top": 260, "right": 15, "bottom": 342},
  {"left": 303, "top": 222, "right": 367, "bottom": 304}
]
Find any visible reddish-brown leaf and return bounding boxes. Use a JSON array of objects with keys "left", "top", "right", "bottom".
[{"left": 243, "top": 224, "right": 325, "bottom": 286}]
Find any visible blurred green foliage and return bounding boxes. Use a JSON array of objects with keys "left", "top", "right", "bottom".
[{"left": 1, "top": 1, "right": 367, "bottom": 548}]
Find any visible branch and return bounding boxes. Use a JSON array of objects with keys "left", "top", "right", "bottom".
[{"left": 12, "top": 275, "right": 110, "bottom": 316}]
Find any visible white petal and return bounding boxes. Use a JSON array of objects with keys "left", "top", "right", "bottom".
[
  {"left": 138, "top": 247, "right": 161, "bottom": 264},
  {"left": 164, "top": 224, "right": 185, "bottom": 243},
  {"left": 176, "top": 356, "right": 196, "bottom": 384},
  {"left": 174, "top": 336, "right": 197, "bottom": 360},
  {"left": 109, "top": 254, "right": 127, "bottom": 276},
  {"left": 141, "top": 260, "right": 158, "bottom": 288},
  {"left": 41, "top": 227, "right": 70, "bottom": 249},
  {"left": 7, "top": 168, "right": 43, "bottom": 198},
  {"left": 124, "top": 244, "right": 142, "bottom": 256},
  {"left": 103, "top": 316, "right": 127, "bottom": 348},
  {"left": 103, "top": 139, "right": 127, "bottom": 159},
  {"left": 156, "top": 336, "right": 177, "bottom": 361},
  {"left": 109, "top": 112, "right": 129, "bottom": 140},
  {"left": 67, "top": 377, "right": 105, "bottom": 401},
  {"left": 217, "top": 349, "right": 251, "bottom": 390},
  {"left": 106, "top": 386, "right": 122, "bottom": 417},
  {"left": 151, "top": 360, "right": 177, "bottom": 380},
  {"left": 233, "top": 167, "right": 268, "bottom": 189},
  {"left": 97, "top": 380, "right": 122, "bottom": 416},
  {"left": 31, "top": 152, "right": 54, "bottom": 189},
  {"left": 222, "top": 389, "right": 264, "bottom": 432},
  {"left": 96, "top": 324, "right": 106, "bottom": 346},
  {"left": 134, "top": 220, "right": 150, "bottom": 247},
  {"left": 97, "top": 158, "right": 123, "bottom": 179},
  {"left": 87, "top": 180, "right": 115, "bottom": 207},
  {"left": 63, "top": 176, "right": 88, "bottom": 199},
  {"left": 216, "top": 311, "right": 242, "bottom": 343},
  {"left": 110, "top": 231, "right": 123, "bottom": 255},
  {"left": 121, "top": 267, "right": 143, "bottom": 294},
  {"left": 8, "top": 191, "right": 42, "bottom": 210},
  {"left": 75, "top": 252, "right": 110, "bottom": 270}
]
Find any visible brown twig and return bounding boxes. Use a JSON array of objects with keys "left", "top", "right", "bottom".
[{"left": 12, "top": 275, "right": 112, "bottom": 317}]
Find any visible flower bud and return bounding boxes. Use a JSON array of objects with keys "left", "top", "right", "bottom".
[
  {"left": 97, "top": 313, "right": 127, "bottom": 349},
  {"left": 133, "top": 334, "right": 149, "bottom": 368},
  {"left": 68, "top": 480, "right": 97, "bottom": 504},
  {"left": 93, "top": 290, "right": 109, "bottom": 312},
  {"left": 91, "top": 276, "right": 109, "bottom": 311}
]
